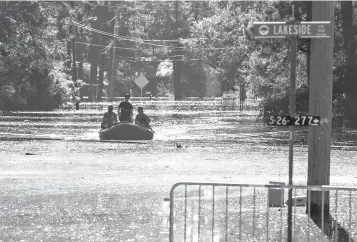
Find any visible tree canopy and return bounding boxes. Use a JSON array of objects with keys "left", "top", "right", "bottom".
[{"left": 0, "top": 1, "right": 356, "bottom": 127}]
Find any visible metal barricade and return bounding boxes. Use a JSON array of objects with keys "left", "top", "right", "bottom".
[{"left": 168, "top": 182, "right": 357, "bottom": 242}]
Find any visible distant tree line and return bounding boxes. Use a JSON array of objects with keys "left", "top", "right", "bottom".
[{"left": 0, "top": 1, "right": 356, "bottom": 128}]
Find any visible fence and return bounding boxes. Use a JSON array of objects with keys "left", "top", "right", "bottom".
[{"left": 168, "top": 182, "right": 357, "bottom": 242}]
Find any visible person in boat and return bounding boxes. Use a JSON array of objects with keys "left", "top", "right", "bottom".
[
  {"left": 135, "top": 107, "right": 151, "bottom": 128},
  {"left": 118, "top": 94, "right": 134, "bottom": 123},
  {"left": 101, "top": 105, "right": 118, "bottom": 129}
]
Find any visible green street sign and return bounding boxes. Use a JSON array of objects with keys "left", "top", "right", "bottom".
[{"left": 253, "top": 21, "right": 332, "bottom": 38}]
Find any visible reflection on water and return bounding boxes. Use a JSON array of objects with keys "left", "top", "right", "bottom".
[
  {"left": 0, "top": 100, "right": 258, "bottom": 141},
  {"left": 1, "top": 99, "right": 357, "bottom": 242},
  {"left": 0, "top": 99, "right": 357, "bottom": 147}
]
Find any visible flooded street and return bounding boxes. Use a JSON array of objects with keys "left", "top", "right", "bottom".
[{"left": 1, "top": 100, "right": 357, "bottom": 241}]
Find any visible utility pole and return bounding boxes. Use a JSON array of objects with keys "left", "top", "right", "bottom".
[
  {"left": 287, "top": 4, "right": 297, "bottom": 241},
  {"left": 306, "top": 1, "right": 312, "bottom": 89},
  {"left": 72, "top": 37, "right": 77, "bottom": 101},
  {"left": 110, "top": 10, "right": 119, "bottom": 100},
  {"left": 307, "top": 0, "right": 334, "bottom": 235},
  {"left": 173, "top": 0, "right": 182, "bottom": 100}
]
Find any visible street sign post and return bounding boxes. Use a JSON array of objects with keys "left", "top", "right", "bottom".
[
  {"left": 134, "top": 74, "right": 149, "bottom": 100},
  {"left": 253, "top": 7, "right": 331, "bottom": 242}
]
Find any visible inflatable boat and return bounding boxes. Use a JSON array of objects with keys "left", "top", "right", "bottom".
[{"left": 99, "top": 123, "right": 154, "bottom": 140}]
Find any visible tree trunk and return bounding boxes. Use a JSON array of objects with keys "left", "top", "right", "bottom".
[
  {"left": 89, "top": 66, "right": 97, "bottom": 102},
  {"left": 341, "top": 1, "right": 357, "bottom": 127},
  {"left": 98, "top": 69, "right": 104, "bottom": 101},
  {"left": 107, "top": 50, "right": 112, "bottom": 98},
  {"left": 307, "top": 1, "right": 334, "bottom": 237},
  {"left": 66, "top": 40, "right": 72, "bottom": 69},
  {"left": 89, "top": 16, "right": 100, "bottom": 102},
  {"left": 173, "top": 1, "right": 182, "bottom": 100},
  {"left": 97, "top": 25, "right": 104, "bottom": 101}
]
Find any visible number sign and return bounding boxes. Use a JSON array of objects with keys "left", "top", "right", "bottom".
[{"left": 268, "top": 116, "right": 321, "bottom": 126}]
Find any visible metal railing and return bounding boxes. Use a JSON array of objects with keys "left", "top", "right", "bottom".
[{"left": 168, "top": 182, "right": 357, "bottom": 242}]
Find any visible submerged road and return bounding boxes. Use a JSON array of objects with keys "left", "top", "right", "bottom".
[{"left": 0, "top": 100, "right": 356, "bottom": 241}]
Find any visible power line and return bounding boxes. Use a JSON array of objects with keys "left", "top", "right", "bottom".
[
  {"left": 143, "top": 39, "right": 179, "bottom": 42},
  {"left": 123, "top": 58, "right": 204, "bottom": 62},
  {"left": 97, "top": 40, "right": 113, "bottom": 53},
  {"left": 75, "top": 41, "right": 168, "bottom": 51},
  {"left": 75, "top": 22, "right": 248, "bottom": 49},
  {"left": 98, "top": 41, "right": 113, "bottom": 55},
  {"left": 102, "top": 16, "right": 116, "bottom": 25},
  {"left": 75, "top": 22, "right": 142, "bottom": 42},
  {"left": 99, "top": 63, "right": 109, "bottom": 70},
  {"left": 107, "top": 4, "right": 217, "bottom": 11},
  {"left": 75, "top": 41, "right": 248, "bottom": 51},
  {"left": 75, "top": 22, "right": 174, "bottom": 49}
]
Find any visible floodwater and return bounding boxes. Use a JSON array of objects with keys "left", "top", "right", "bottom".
[{"left": 0, "top": 99, "right": 357, "bottom": 241}]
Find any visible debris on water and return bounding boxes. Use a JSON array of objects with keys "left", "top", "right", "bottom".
[
  {"left": 75, "top": 101, "right": 80, "bottom": 110},
  {"left": 25, "top": 152, "right": 36, "bottom": 155}
]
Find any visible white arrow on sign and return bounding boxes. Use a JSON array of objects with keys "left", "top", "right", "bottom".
[{"left": 311, "top": 118, "right": 320, "bottom": 126}]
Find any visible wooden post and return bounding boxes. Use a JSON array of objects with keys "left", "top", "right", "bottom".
[
  {"left": 110, "top": 10, "right": 119, "bottom": 99},
  {"left": 72, "top": 38, "right": 77, "bottom": 101},
  {"left": 307, "top": 0, "right": 334, "bottom": 235},
  {"left": 173, "top": 0, "right": 182, "bottom": 100}
]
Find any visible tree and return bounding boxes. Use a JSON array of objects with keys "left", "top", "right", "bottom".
[{"left": 340, "top": 1, "right": 357, "bottom": 127}]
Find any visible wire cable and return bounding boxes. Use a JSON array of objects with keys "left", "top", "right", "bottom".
[
  {"left": 102, "top": 16, "right": 116, "bottom": 25},
  {"left": 98, "top": 64, "right": 109, "bottom": 70},
  {"left": 97, "top": 40, "right": 113, "bottom": 53},
  {"left": 98, "top": 41, "right": 113, "bottom": 55},
  {"left": 75, "top": 22, "right": 143, "bottom": 43},
  {"left": 105, "top": 4, "right": 216, "bottom": 11},
  {"left": 75, "top": 22, "right": 174, "bottom": 48},
  {"left": 75, "top": 41, "right": 247, "bottom": 51}
]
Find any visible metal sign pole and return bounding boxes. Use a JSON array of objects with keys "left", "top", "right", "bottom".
[
  {"left": 252, "top": 7, "right": 332, "bottom": 242},
  {"left": 287, "top": 5, "right": 297, "bottom": 242}
]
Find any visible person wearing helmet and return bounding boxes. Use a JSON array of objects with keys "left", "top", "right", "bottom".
[
  {"left": 101, "top": 105, "right": 118, "bottom": 129},
  {"left": 135, "top": 107, "right": 151, "bottom": 128},
  {"left": 118, "top": 94, "right": 133, "bottom": 123}
]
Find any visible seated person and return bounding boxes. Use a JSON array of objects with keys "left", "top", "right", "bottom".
[
  {"left": 135, "top": 107, "right": 151, "bottom": 128},
  {"left": 118, "top": 94, "right": 133, "bottom": 123},
  {"left": 101, "top": 105, "right": 118, "bottom": 129}
]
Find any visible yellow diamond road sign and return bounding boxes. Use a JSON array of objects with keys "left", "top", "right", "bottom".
[{"left": 134, "top": 74, "right": 149, "bottom": 89}]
